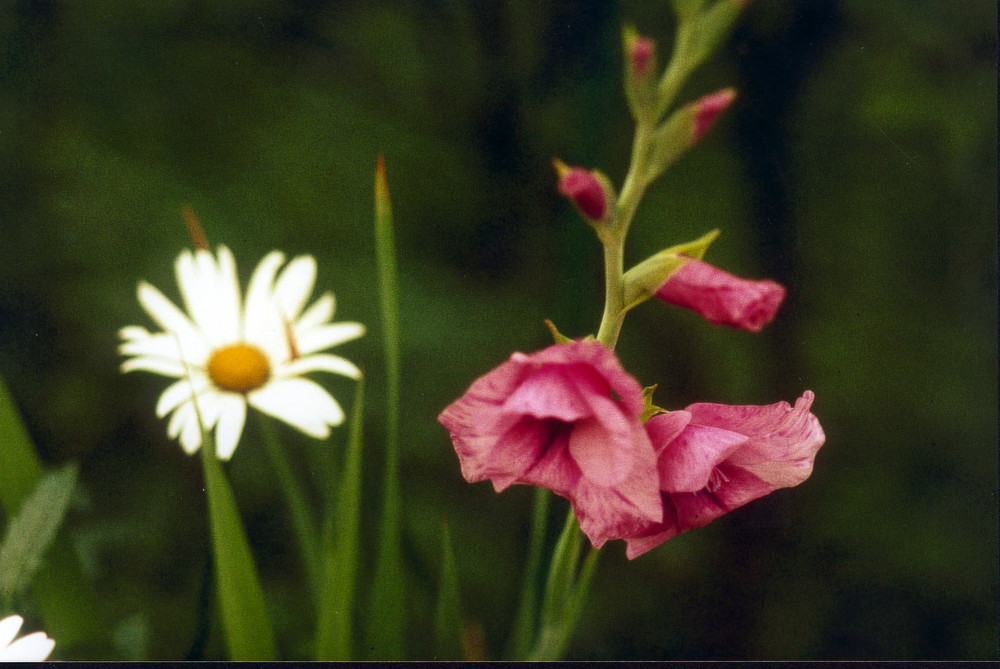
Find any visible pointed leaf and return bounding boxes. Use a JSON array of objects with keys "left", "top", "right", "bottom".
[
  {"left": 0, "top": 462, "right": 78, "bottom": 605},
  {"left": 201, "top": 442, "right": 276, "bottom": 660},
  {"left": 315, "top": 380, "right": 365, "bottom": 661},
  {"left": 365, "top": 154, "right": 406, "bottom": 659},
  {"left": 433, "top": 518, "right": 463, "bottom": 660}
]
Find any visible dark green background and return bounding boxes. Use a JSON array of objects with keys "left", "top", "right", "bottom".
[{"left": 0, "top": 0, "right": 996, "bottom": 660}]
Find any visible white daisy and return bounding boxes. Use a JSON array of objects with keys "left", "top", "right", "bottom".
[
  {"left": 0, "top": 614, "right": 55, "bottom": 662},
  {"left": 119, "top": 245, "right": 365, "bottom": 460}
]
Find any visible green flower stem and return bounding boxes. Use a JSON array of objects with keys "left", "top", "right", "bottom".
[
  {"left": 259, "top": 417, "right": 320, "bottom": 606},
  {"left": 595, "top": 117, "right": 654, "bottom": 349}
]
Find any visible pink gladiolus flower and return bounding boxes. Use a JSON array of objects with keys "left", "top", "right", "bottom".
[
  {"left": 438, "top": 340, "right": 662, "bottom": 548},
  {"left": 624, "top": 391, "right": 825, "bottom": 559},
  {"left": 655, "top": 257, "right": 786, "bottom": 332}
]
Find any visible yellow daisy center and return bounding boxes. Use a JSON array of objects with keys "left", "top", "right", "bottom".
[{"left": 207, "top": 343, "right": 272, "bottom": 393}]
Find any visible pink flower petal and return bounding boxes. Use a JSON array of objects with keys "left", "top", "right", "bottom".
[
  {"left": 653, "top": 422, "right": 748, "bottom": 493},
  {"left": 625, "top": 391, "right": 825, "bottom": 558}
]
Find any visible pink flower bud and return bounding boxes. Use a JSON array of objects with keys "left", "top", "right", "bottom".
[
  {"left": 693, "top": 88, "right": 736, "bottom": 142},
  {"left": 655, "top": 257, "right": 785, "bottom": 332},
  {"left": 554, "top": 160, "right": 609, "bottom": 222},
  {"left": 630, "top": 35, "right": 656, "bottom": 79}
]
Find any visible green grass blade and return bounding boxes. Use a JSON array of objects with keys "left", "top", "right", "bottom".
[
  {"left": 365, "top": 154, "right": 405, "bottom": 659},
  {"left": 0, "top": 373, "right": 103, "bottom": 653},
  {"left": 315, "top": 380, "right": 365, "bottom": 661},
  {"left": 0, "top": 462, "right": 78, "bottom": 606},
  {"left": 505, "top": 487, "right": 550, "bottom": 660},
  {"left": 200, "top": 442, "right": 277, "bottom": 660},
  {"left": 433, "top": 518, "right": 463, "bottom": 660}
]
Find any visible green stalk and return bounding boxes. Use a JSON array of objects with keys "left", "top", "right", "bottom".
[{"left": 259, "top": 417, "right": 320, "bottom": 605}]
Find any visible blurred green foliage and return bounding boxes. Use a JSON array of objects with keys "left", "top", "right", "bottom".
[{"left": 0, "top": 0, "right": 995, "bottom": 660}]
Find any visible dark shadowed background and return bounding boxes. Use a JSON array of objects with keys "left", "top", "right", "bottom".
[{"left": 0, "top": 0, "right": 996, "bottom": 660}]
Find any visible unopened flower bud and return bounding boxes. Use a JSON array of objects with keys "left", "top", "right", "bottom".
[
  {"left": 655, "top": 258, "right": 785, "bottom": 332},
  {"left": 646, "top": 88, "right": 736, "bottom": 182},
  {"left": 629, "top": 34, "right": 656, "bottom": 80},
  {"left": 553, "top": 159, "right": 613, "bottom": 223},
  {"left": 623, "top": 25, "right": 659, "bottom": 121},
  {"left": 693, "top": 88, "right": 736, "bottom": 141}
]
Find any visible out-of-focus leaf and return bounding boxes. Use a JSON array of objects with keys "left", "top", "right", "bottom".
[
  {"left": 0, "top": 462, "right": 78, "bottom": 605},
  {"left": 0, "top": 374, "right": 103, "bottom": 653},
  {"left": 0, "top": 374, "right": 44, "bottom": 513},
  {"left": 433, "top": 518, "right": 463, "bottom": 660}
]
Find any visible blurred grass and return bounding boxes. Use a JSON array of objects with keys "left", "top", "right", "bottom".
[{"left": 0, "top": 0, "right": 995, "bottom": 660}]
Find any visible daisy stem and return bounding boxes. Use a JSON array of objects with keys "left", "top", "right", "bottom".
[{"left": 259, "top": 417, "right": 321, "bottom": 605}]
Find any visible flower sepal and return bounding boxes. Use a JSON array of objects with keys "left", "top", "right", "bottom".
[
  {"left": 543, "top": 318, "right": 586, "bottom": 345},
  {"left": 621, "top": 229, "right": 720, "bottom": 312},
  {"left": 641, "top": 385, "right": 668, "bottom": 423}
]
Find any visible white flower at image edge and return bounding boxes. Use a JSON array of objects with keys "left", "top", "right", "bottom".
[
  {"left": 0, "top": 615, "right": 55, "bottom": 662},
  {"left": 119, "top": 245, "right": 365, "bottom": 460}
]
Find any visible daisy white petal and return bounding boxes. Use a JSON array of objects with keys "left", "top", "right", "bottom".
[
  {"left": 119, "top": 325, "right": 153, "bottom": 340},
  {"left": 121, "top": 355, "right": 187, "bottom": 377},
  {"left": 213, "top": 394, "right": 248, "bottom": 461},
  {"left": 118, "top": 331, "right": 183, "bottom": 361},
  {"left": 156, "top": 376, "right": 211, "bottom": 418},
  {"left": 248, "top": 377, "right": 345, "bottom": 437},
  {"left": 274, "top": 255, "right": 316, "bottom": 322},
  {"left": 297, "top": 293, "right": 334, "bottom": 331},
  {"left": 137, "top": 282, "right": 208, "bottom": 361},
  {"left": 243, "top": 251, "right": 285, "bottom": 341},
  {"left": 0, "top": 616, "right": 21, "bottom": 648},
  {"left": 281, "top": 353, "right": 362, "bottom": 380},
  {"left": 295, "top": 322, "right": 366, "bottom": 356},
  {"left": 0, "top": 615, "right": 55, "bottom": 662}
]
